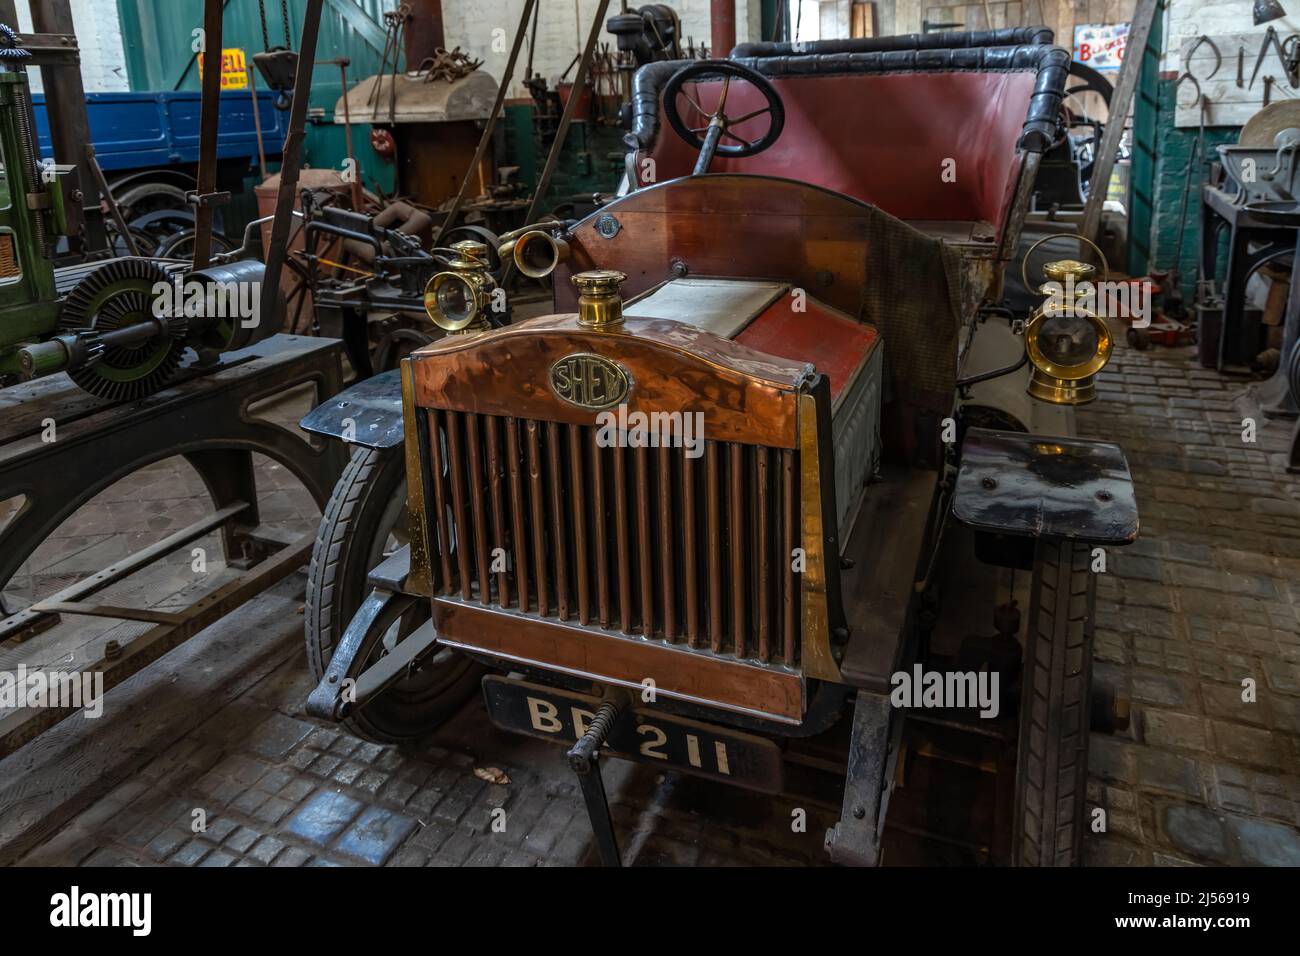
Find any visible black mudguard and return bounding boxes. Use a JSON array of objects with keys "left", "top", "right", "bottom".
[
  {"left": 299, "top": 369, "right": 404, "bottom": 450},
  {"left": 952, "top": 427, "right": 1139, "bottom": 545}
]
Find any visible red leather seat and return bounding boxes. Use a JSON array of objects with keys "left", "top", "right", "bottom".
[{"left": 633, "top": 70, "right": 1039, "bottom": 243}]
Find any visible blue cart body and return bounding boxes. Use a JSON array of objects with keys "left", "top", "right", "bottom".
[{"left": 32, "top": 89, "right": 289, "bottom": 172}]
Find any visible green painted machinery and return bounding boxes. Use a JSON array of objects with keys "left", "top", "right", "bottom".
[{"left": 0, "top": 25, "right": 272, "bottom": 402}]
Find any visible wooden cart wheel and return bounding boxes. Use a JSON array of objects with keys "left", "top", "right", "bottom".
[
  {"left": 305, "top": 446, "right": 481, "bottom": 744},
  {"left": 1012, "top": 538, "right": 1096, "bottom": 866}
]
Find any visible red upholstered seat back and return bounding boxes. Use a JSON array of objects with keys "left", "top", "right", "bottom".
[{"left": 635, "top": 70, "right": 1038, "bottom": 241}]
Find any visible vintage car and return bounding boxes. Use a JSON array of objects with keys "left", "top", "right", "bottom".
[{"left": 298, "top": 27, "right": 1138, "bottom": 867}]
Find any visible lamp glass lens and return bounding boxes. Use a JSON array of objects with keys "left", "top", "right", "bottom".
[
  {"left": 1038, "top": 313, "right": 1099, "bottom": 367},
  {"left": 436, "top": 277, "right": 474, "bottom": 326}
]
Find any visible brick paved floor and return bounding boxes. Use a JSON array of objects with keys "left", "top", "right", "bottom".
[
  {"left": 4, "top": 333, "right": 1300, "bottom": 866},
  {"left": 12, "top": 641, "right": 839, "bottom": 867},
  {"left": 1078, "top": 333, "right": 1300, "bottom": 866}
]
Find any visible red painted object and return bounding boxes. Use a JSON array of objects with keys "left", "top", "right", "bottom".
[
  {"left": 1106, "top": 276, "right": 1193, "bottom": 350},
  {"left": 557, "top": 82, "right": 593, "bottom": 121},
  {"left": 711, "top": 0, "right": 736, "bottom": 56},
  {"left": 634, "top": 71, "right": 1037, "bottom": 242},
  {"left": 736, "top": 290, "right": 880, "bottom": 404}
]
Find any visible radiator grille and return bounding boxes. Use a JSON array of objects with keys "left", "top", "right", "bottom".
[{"left": 425, "top": 409, "right": 801, "bottom": 667}]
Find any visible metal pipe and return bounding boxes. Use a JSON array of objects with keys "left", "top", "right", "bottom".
[
  {"left": 403, "top": 0, "right": 446, "bottom": 62},
  {"left": 506, "top": 418, "right": 529, "bottom": 609},
  {"left": 86, "top": 145, "right": 140, "bottom": 257},
  {"left": 465, "top": 413, "right": 491, "bottom": 605},
  {"left": 260, "top": 0, "right": 326, "bottom": 336},
  {"left": 30, "top": 0, "right": 108, "bottom": 255},
  {"left": 246, "top": 66, "right": 268, "bottom": 181},
  {"left": 570, "top": 424, "right": 590, "bottom": 624},
  {"left": 505, "top": 0, "right": 613, "bottom": 287},
  {"left": 436, "top": 0, "right": 538, "bottom": 243},
  {"left": 446, "top": 411, "right": 474, "bottom": 601},
  {"left": 547, "top": 421, "right": 570, "bottom": 620},
  {"left": 192, "top": 0, "right": 225, "bottom": 269},
  {"left": 527, "top": 421, "right": 550, "bottom": 616},
  {"left": 321, "top": 57, "right": 363, "bottom": 211},
  {"left": 711, "top": 0, "right": 736, "bottom": 57}
]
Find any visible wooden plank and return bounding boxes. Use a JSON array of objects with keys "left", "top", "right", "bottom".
[
  {"left": 1056, "top": 0, "right": 1074, "bottom": 55},
  {"left": 0, "top": 539, "right": 311, "bottom": 757},
  {"left": 0, "top": 502, "right": 250, "bottom": 643},
  {"left": 0, "top": 575, "right": 307, "bottom": 864},
  {"left": 851, "top": 1, "right": 877, "bottom": 37},
  {"left": 1174, "top": 32, "right": 1297, "bottom": 129},
  {"left": 896, "top": 0, "right": 924, "bottom": 34},
  {"left": 1081, "top": 0, "right": 1159, "bottom": 245}
]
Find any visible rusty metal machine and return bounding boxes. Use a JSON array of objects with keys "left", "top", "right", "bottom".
[
  {"left": 0, "top": 23, "right": 274, "bottom": 400},
  {"left": 0, "top": 0, "right": 348, "bottom": 764},
  {"left": 299, "top": 25, "right": 1140, "bottom": 867}
]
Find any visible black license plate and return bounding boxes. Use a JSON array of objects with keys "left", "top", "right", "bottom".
[{"left": 482, "top": 676, "right": 784, "bottom": 793}]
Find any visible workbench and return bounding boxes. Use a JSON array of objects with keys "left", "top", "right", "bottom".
[
  {"left": 0, "top": 334, "right": 346, "bottom": 757},
  {"left": 1198, "top": 183, "right": 1297, "bottom": 371}
]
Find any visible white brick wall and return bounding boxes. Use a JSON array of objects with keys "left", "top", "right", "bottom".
[
  {"left": 4, "top": 0, "right": 769, "bottom": 99},
  {"left": 9, "top": 0, "right": 130, "bottom": 93},
  {"left": 442, "top": 0, "right": 763, "bottom": 99},
  {"left": 1163, "top": 0, "right": 1300, "bottom": 71}
]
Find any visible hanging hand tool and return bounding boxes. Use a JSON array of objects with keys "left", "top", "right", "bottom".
[
  {"left": 1186, "top": 34, "right": 1222, "bottom": 81},
  {"left": 1282, "top": 33, "right": 1300, "bottom": 87},
  {"left": 1250, "top": 25, "right": 1289, "bottom": 89},
  {"left": 1238, "top": 46, "right": 1245, "bottom": 87}
]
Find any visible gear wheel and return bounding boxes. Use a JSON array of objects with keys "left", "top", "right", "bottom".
[{"left": 58, "top": 259, "right": 186, "bottom": 402}]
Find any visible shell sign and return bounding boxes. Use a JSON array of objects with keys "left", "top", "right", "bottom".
[{"left": 196, "top": 48, "right": 250, "bottom": 91}]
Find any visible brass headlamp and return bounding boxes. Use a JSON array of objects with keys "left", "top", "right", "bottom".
[
  {"left": 1022, "top": 238, "right": 1114, "bottom": 405},
  {"left": 424, "top": 239, "right": 495, "bottom": 333}
]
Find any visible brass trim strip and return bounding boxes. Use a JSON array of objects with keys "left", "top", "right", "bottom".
[
  {"left": 434, "top": 597, "right": 804, "bottom": 723},
  {"left": 401, "top": 360, "right": 434, "bottom": 597},
  {"left": 797, "top": 391, "right": 842, "bottom": 682}
]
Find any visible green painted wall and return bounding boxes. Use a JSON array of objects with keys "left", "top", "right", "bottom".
[
  {"left": 1130, "top": 1, "right": 1236, "bottom": 297},
  {"left": 1126, "top": 0, "right": 1160, "bottom": 279},
  {"left": 112, "top": 2, "right": 630, "bottom": 219},
  {"left": 502, "top": 105, "right": 627, "bottom": 205},
  {"left": 115, "top": 0, "right": 401, "bottom": 196},
  {"left": 1145, "top": 80, "right": 1236, "bottom": 297}
]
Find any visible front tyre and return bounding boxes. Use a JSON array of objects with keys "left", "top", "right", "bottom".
[
  {"left": 305, "top": 446, "right": 480, "bottom": 744},
  {"left": 1012, "top": 538, "right": 1096, "bottom": 866}
]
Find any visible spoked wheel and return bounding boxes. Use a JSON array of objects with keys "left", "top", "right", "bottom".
[
  {"left": 153, "top": 229, "right": 234, "bottom": 260},
  {"left": 305, "top": 446, "right": 481, "bottom": 744},
  {"left": 1012, "top": 538, "right": 1096, "bottom": 866}
]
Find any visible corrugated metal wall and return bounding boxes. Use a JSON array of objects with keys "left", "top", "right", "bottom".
[{"left": 115, "top": 0, "right": 402, "bottom": 192}]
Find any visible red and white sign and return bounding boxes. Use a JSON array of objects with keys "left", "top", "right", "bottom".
[{"left": 1075, "top": 23, "right": 1129, "bottom": 72}]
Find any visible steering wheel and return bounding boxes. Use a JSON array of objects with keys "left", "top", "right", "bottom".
[{"left": 663, "top": 60, "right": 785, "bottom": 176}]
